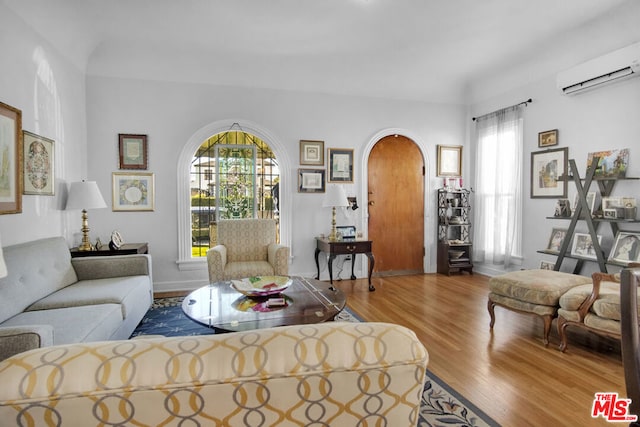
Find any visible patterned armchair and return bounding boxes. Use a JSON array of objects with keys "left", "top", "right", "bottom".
[{"left": 206, "top": 218, "right": 289, "bottom": 282}]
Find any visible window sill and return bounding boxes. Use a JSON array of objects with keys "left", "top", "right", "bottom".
[{"left": 176, "top": 258, "right": 207, "bottom": 271}]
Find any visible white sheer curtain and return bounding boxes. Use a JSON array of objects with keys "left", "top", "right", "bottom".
[{"left": 473, "top": 106, "right": 523, "bottom": 268}]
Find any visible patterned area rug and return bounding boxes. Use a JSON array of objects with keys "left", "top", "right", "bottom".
[{"left": 132, "top": 298, "right": 499, "bottom": 427}]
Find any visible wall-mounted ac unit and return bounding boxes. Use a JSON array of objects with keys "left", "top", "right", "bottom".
[{"left": 557, "top": 42, "right": 640, "bottom": 95}]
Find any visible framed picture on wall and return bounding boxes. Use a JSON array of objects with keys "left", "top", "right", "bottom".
[
  {"left": 23, "top": 130, "right": 54, "bottom": 195},
  {"left": 530, "top": 147, "right": 568, "bottom": 198},
  {"left": 299, "top": 140, "right": 324, "bottom": 166},
  {"left": 328, "top": 148, "right": 353, "bottom": 182},
  {"left": 118, "top": 134, "right": 148, "bottom": 169},
  {"left": 0, "top": 101, "right": 23, "bottom": 214},
  {"left": 538, "top": 129, "right": 558, "bottom": 148},
  {"left": 112, "top": 172, "right": 155, "bottom": 211},
  {"left": 436, "top": 145, "right": 462, "bottom": 176},
  {"left": 298, "top": 168, "right": 325, "bottom": 193}
]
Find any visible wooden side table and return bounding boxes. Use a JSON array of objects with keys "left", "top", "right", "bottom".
[
  {"left": 70, "top": 243, "right": 149, "bottom": 258},
  {"left": 314, "top": 237, "right": 375, "bottom": 291}
]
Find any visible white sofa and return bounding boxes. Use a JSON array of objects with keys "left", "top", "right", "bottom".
[
  {"left": 0, "top": 322, "right": 428, "bottom": 426},
  {"left": 0, "top": 237, "right": 153, "bottom": 361}
]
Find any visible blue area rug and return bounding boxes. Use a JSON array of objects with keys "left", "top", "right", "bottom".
[{"left": 132, "top": 298, "right": 500, "bottom": 427}]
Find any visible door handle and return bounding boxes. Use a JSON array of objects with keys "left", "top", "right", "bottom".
[{"left": 368, "top": 201, "right": 375, "bottom": 206}]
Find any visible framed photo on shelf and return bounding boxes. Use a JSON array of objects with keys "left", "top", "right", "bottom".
[
  {"left": 118, "top": 134, "right": 148, "bottom": 169},
  {"left": 328, "top": 148, "right": 353, "bottom": 182},
  {"left": 436, "top": 145, "right": 462, "bottom": 177},
  {"left": 23, "top": 130, "right": 54, "bottom": 195},
  {"left": 603, "top": 209, "right": 617, "bottom": 219},
  {"left": 546, "top": 227, "right": 567, "bottom": 253},
  {"left": 530, "top": 147, "right": 568, "bottom": 199},
  {"left": 602, "top": 197, "right": 622, "bottom": 210},
  {"left": 538, "top": 129, "right": 558, "bottom": 148},
  {"left": 570, "top": 232, "right": 602, "bottom": 260},
  {"left": 298, "top": 168, "right": 325, "bottom": 193},
  {"left": 0, "top": 101, "right": 22, "bottom": 214},
  {"left": 112, "top": 172, "right": 155, "bottom": 211},
  {"left": 609, "top": 231, "right": 640, "bottom": 264},
  {"left": 540, "top": 260, "right": 555, "bottom": 270},
  {"left": 299, "top": 140, "right": 324, "bottom": 166},
  {"left": 572, "top": 191, "right": 596, "bottom": 215}
]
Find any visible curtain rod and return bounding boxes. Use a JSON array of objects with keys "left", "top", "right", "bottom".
[{"left": 472, "top": 98, "right": 532, "bottom": 121}]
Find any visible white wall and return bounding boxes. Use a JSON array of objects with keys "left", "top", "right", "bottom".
[
  {"left": 0, "top": 3, "right": 87, "bottom": 247},
  {"left": 86, "top": 76, "right": 467, "bottom": 291},
  {"left": 469, "top": 73, "right": 640, "bottom": 276}
]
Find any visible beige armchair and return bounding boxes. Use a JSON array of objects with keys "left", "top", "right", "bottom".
[{"left": 206, "top": 218, "right": 289, "bottom": 283}]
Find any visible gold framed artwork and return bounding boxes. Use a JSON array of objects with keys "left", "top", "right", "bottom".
[
  {"left": 112, "top": 172, "right": 155, "bottom": 211},
  {"left": 298, "top": 168, "right": 325, "bottom": 193},
  {"left": 118, "top": 134, "right": 148, "bottom": 169},
  {"left": 0, "top": 101, "right": 23, "bottom": 214},
  {"left": 328, "top": 148, "right": 354, "bottom": 183},
  {"left": 23, "top": 131, "right": 54, "bottom": 195},
  {"left": 538, "top": 129, "right": 558, "bottom": 148},
  {"left": 299, "top": 140, "right": 324, "bottom": 166},
  {"left": 436, "top": 145, "right": 462, "bottom": 177}
]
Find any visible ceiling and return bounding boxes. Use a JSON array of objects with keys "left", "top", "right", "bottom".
[{"left": 5, "top": 0, "right": 640, "bottom": 104}]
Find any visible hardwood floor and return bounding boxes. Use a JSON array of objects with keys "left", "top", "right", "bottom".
[
  {"left": 157, "top": 273, "right": 625, "bottom": 426},
  {"left": 332, "top": 273, "right": 625, "bottom": 427}
]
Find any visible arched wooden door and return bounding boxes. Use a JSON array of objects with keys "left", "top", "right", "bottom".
[{"left": 367, "top": 135, "right": 424, "bottom": 275}]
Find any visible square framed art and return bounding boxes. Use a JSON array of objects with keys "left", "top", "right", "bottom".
[
  {"left": 299, "top": 140, "right": 324, "bottom": 166},
  {"left": 23, "top": 130, "right": 54, "bottom": 195},
  {"left": 112, "top": 172, "right": 155, "bottom": 211},
  {"left": 530, "top": 147, "right": 568, "bottom": 198},
  {"left": 118, "top": 134, "right": 148, "bottom": 169},
  {"left": 436, "top": 145, "right": 462, "bottom": 177}
]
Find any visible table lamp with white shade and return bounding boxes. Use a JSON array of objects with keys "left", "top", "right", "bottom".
[
  {"left": 65, "top": 181, "right": 107, "bottom": 251},
  {"left": 322, "top": 184, "right": 349, "bottom": 241}
]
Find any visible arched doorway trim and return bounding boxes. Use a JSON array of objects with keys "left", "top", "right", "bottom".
[
  {"left": 176, "top": 119, "right": 292, "bottom": 270},
  {"left": 359, "top": 128, "right": 434, "bottom": 273}
]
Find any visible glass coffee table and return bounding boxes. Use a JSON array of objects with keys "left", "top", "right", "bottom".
[{"left": 182, "top": 276, "right": 346, "bottom": 333}]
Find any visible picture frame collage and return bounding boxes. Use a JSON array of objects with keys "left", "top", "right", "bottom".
[
  {"left": 298, "top": 140, "right": 354, "bottom": 193},
  {"left": 114, "top": 133, "right": 154, "bottom": 211}
]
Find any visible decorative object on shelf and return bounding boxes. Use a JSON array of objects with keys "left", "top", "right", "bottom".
[
  {"left": 570, "top": 232, "right": 602, "bottom": 259},
  {"left": 546, "top": 228, "right": 567, "bottom": 253},
  {"left": 554, "top": 199, "right": 571, "bottom": 217},
  {"left": 328, "top": 148, "right": 354, "bottom": 182},
  {"left": 112, "top": 172, "right": 155, "bottom": 211},
  {"left": 65, "top": 181, "right": 107, "bottom": 251},
  {"left": 538, "top": 129, "right": 558, "bottom": 148},
  {"left": 587, "top": 148, "right": 629, "bottom": 178},
  {"left": 23, "top": 130, "right": 54, "bottom": 196},
  {"left": 608, "top": 232, "right": 640, "bottom": 264},
  {"left": 436, "top": 145, "right": 462, "bottom": 177},
  {"left": 298, "top": 168, "right": 325, "bottom": 193},
  {"left": 0, "top": 101, "right": 22, "bottom": 214},
  {"left": 603, "top": 209, "right": 618, "bottom": 219},
  {"left": 118, "top": 134, "right": 148, "bottom": 170},
  {"left": 299, "top": 140, "right": 324, "bottom": 166},
  {"left": 109, "top": 230, "right": 123, "bottom": 250},
  {"left": 322, "top": 184, "right": 349, "bottom": 241},
  {"left": 530, "top": 147, "right": 568, "bottom": 198}
]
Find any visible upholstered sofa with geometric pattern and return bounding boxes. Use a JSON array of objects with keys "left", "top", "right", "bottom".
[
  {"left": 0, "top": 322, "right": 428, "bottom": 426},
  {"left": 207, "top": 218, "right": 290, "bottom": 282}
]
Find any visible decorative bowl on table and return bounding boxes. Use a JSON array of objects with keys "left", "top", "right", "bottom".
[
  {"left": 448, "top": 250, "right": 465, "bottom": 259},
  {"left": 230, "top": 276, "right": 292, "bottom": 297}
]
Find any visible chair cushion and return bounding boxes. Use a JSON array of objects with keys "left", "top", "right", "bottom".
[
  {"left": 489, "top": 270, "right": 592, "bottom": 306},
  {"left": 223, "top": 261, "right": 275, "bottom": 281}
]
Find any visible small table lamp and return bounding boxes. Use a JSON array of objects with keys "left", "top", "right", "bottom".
[
  {"left": 65, "top": 181, "right": 107, "bottom": 251},
  {"left": 322, "top": 184, "right": 349, "bottom": 241}
]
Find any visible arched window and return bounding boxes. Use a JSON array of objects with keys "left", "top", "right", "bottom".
[
  {"left": 190, "top": 131, "right": 280, "bottom": 256},
  {"left": 176, "top": 120, "right": 291, "bottom": 271}
]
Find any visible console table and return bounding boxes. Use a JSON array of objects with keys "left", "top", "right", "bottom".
[
  {"left": 70, "top": 243, "right": 149, "bottom": 257},
  {"left": 314, "top": 237, "right": 375, "bottom": 291}
]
